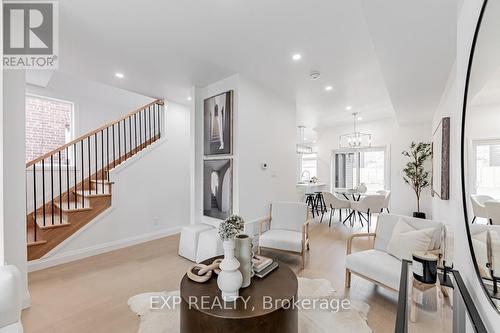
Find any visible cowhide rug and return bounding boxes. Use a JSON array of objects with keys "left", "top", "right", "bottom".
[{"left": 128, "top": 278, "right": 372, "bottom": 333}]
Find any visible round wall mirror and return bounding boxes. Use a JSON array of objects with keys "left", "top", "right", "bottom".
[{"left": 463, "top": 0, "right": 500, "bottom": 312}]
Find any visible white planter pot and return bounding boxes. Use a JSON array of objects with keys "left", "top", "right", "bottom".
[
  {"left": 217, "top": 239, "right": 243, "bottom": 302},
  {"left": 235, "top": 234, "right": 253, "bottom": 288}
]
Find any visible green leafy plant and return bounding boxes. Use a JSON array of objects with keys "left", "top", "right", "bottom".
[{"left": 402, "top": 142, "right": 432, "bottom": 213}]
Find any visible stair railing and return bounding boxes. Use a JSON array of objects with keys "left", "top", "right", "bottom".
[{"left": 26, "top": 99, "right": 164, "bottom": 243}]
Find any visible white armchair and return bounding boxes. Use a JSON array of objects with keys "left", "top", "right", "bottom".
[
  {"left": 0, "top": 265, "right": 23, "bottom": 333},
  {"left": 350, "top": 195, "right": 385, "bottom": 232},
  {"left": 485, "top": 200, "right": 500, "bottom": 225},
  {"left": 471, "top": 194, "right": 494, "bottom": 224},
  {"left": 345, "top": 214, "right": 444, "bottom": 291},
  {"left": 376, "top": 190, "right": 391, "bottom": 213},
  {"left": 258, "top": 202, "right": 312, "bottom": 269},
  {"left": 321, "top": 192, "right": 351, "bottom": 227}
]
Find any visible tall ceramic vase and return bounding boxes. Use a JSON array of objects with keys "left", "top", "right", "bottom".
[
  {"left": 235, "top": 234, "right": 253, "bottom": 288},
  {"left": 217, "top": 239, "right": 243, "bottom": 302}
]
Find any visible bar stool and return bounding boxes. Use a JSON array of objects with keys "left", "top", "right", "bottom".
[
  {"left": 305, "top": 193, "right": 317, "bottom": 218},
  {"left": 314, "top": 192, "right": 327, "bottom": 216}
]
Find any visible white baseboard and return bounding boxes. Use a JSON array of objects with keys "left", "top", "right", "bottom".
[
  {"left": 28, "top": 226, "right": 182, "bottom": 272},
  {"left": 22, "top": 289, "right": 31, "bottom": 309}
]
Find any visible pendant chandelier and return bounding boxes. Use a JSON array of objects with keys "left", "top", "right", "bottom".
[
  {"left": 296, "top": 126, "right": 313, "bottom": 154},
  {"left": 339, "top": 113, "right": 372, "bottom": 149}
]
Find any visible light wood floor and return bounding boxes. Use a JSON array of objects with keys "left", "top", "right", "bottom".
[{"left": 22, "top": 215, "right": 398, "bottom": 333}]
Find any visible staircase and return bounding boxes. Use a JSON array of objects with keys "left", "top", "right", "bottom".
[{"left": 26, "top": 99, "right": 164, "bottom": 261}]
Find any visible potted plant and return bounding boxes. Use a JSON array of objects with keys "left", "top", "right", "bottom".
[
  {"left": 217, "top": 215, "right": 245, "bottom": 301},
  {"left": 402, "top": 142, "right": 432, "bottom": 219}
]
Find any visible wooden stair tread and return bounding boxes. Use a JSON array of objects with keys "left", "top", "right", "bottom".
[
  {"left": 28, "top": 240, "right": 47, "bottom": 247},
  {"left": 55, "top": 201, "right": 93, "bottom": 212},
  {"left": 35, "top": 214, "right": 70, "bottom": 229},
  {"left": 73, "top": 189, "right": 111, "bottom": 197},
  {"left": 90, "top": 179, "right": 114, "bottom": 185}
]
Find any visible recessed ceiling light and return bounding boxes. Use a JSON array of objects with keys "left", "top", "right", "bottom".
[
  {"left": 187, "top": 96, "right": 192, "bottom": 101},
  {"left": 325, "top": 85, "right": 333, "bottom": 92},
  {"left": 115, "top": 72, "right": 124, "bottom": 79},
  {"left": 292, "top": 53, "right": 302, "bottom": 61},
  {"left": 346, "top": 106, "right": 352, "bottom": 110}
]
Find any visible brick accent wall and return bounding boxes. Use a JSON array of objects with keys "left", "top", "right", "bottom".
[{"left": 25, "top": 95, "right": 72, "bottom": 163}]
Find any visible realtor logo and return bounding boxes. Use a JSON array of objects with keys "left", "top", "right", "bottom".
[{"left": 3, "top": 1, "right": 59, "bottom": 69}]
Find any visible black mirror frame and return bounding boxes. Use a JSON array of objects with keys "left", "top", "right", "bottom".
[{"left": 460, "top": 0, "right": 500, "bottom": 314}]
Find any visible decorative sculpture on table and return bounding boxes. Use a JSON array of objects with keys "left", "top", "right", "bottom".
[
  {"left": 217, "top": 215, "right": 245, "bottom": 301},
  {"left": 187, "top": 259, "right": 222, "bottom": 283}
]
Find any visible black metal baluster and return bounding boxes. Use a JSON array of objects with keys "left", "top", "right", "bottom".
[
  {"left": 153, "top": 104, "right": 156, "bottom": 140},
  {"left": 33, "top": 165, "right": 37, "bottom": 241},
  {"left": 94, "top": 133, "right": 98, "bottom": 193},
  {"left": 106, "top": 127, "right": 110, "bottom": 181},
  {"left": 59, "top": 151, "right": 62, "bottom": 222},
  {"left": 134, "top": 113, "right": 138, "bottom": 152},
  {"left": 139, "top": 110, "right": 142, "bottom": 149},
  {"left": 129, "top": 117, "right": 132, "bottom": 156},
  {"left": 88, "top": 137, "right": 91, "bottom": 197},
  {"left": 81, "top": 140, "right": 85, "bottom": 205},
  {"left": 101, "top": 130, "right": 104, "bottom": 193},
  {"left": 144, "top": 109, "right": 147, "bottom": 146},
  {"left": 118, "top": 120, "right": 121, "bottom": 164},
  {"left": 73, "top": 144, "right": 77, "bottom": 208},
  {"left": 66, "top": 147, "right": 69, "bottom": 209},
  {"left": 113, "top": 125, "right": 116, "bottom": 168},
  {"left": 158, "top": 103, "right": 161, "bottom": 138},
  {"left": 51, "top": 155, "right": 54, "bottom": 225},
  {"left": 148, "top": 106, "right": 152, "bottom": 144},
  {"left": 123, "top": 120, "right": 127, "bottom": 160},
  {"left": 42, "top": 159, "right": 46, "bottom": 226}
]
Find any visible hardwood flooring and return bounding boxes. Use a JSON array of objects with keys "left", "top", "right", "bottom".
[{"left": 22, "top": 215, "right": 398, "bottom": 333}]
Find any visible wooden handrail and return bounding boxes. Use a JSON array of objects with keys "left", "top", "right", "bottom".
[{"left": 26, "top": 99, "right": 164, "bottom": 167}]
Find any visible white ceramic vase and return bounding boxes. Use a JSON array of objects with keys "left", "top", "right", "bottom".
[
  {"left": 235, "top": 234, "right": 253, "bottom": 288},
  {"left": 217, "top": 239, "right": 243, "bottom": 302}
]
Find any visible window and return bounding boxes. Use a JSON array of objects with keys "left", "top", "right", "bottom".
[
  {"left": 25, "top": 95, "right": 73, "bottom": 163},
  {"left": 472, "top": 139, "right": 500, "bottom": 198},
  {"left": 333, "top": 148, "right": 386, "bottom": 192},
  {"left": 300, "top": 153, "right": 317, "bottom": 181}
]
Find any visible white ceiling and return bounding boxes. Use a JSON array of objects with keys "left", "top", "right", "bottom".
[{"left": 56, "top": 0, "right": 456, "bottom": 129}]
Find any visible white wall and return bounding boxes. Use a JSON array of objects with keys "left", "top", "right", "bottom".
[
  {"left": 3, "top": 69, "right": 29, "bottom": 307},
  {"left": 316, "top": 118, "right": 432, "bottom": 217},
  {"left": 193, "top": 74, "right": 297, "bottom": 228},
  {"left": 26, "top": 71, "right": 154, "bottom": 137},
  {"left": 431, "top": 0, "right": 499, "bottom": 330},
  {"left": 237, "top": 76, "right": 297, "bottom": 221},
  {"left": 30, "top": 101, "right": 191, "bottom": 269}
]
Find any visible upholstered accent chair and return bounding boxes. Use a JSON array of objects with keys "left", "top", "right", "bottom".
[
  {"left": 350, "top": 195, "right": 386, "bottom": 232},
  {"left": 376, "top": 190, "right": 391, "bottom": 213},
  {"left": 471, "top": 194, "right": 494, "bottom": 224},
  {"left": 258, "top": 202, "right": 312, "bottom": 269},
  {"left": 0, "top": 265, "right": 23, "bottom": 333},
  {"left": 345, "top": 214, "right": 444, "bottom": 291},
  {"left": 321, "top": 192, "right": 351, "bottom": 227},
  {"left": 485, "top": 200, "right": 500, "bottom": 225}
]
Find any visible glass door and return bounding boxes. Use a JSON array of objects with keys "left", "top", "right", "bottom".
[{"left": 333, "top": 148, "right": 386, "bottom": 191}]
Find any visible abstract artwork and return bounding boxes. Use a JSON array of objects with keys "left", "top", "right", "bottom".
[
  {"left": 204, "top": 91, "right": 233, "bottom": 155},
  {"left": 431, "top": 117, "right": 450, "bottom": 200},
  {"left": 203, "top": 159, "right": 232, "bottom": 219}
]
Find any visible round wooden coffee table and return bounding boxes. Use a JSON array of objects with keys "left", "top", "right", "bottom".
[{"left": 180, "top": 256, "right": 298, "bottom": 332}]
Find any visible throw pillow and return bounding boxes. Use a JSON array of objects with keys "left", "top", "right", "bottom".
[{"left": 386, "top": 220, "right": 435, "bottom": 261}]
